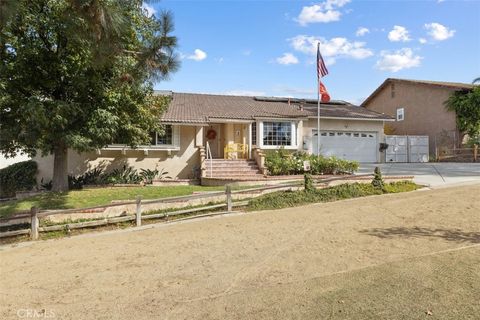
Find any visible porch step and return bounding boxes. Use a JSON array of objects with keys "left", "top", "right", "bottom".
[{"left": 205, "top": 159, "right": 263, "bottom": 178}]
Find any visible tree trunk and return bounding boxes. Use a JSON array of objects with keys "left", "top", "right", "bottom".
[{"left": 52, "top": 144, "right": 69, "bottom": 192}]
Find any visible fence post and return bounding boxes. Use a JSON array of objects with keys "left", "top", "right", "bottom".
[
  {"left": 474, "top": 144, "right": 478, "bottom": 162},
  {"left": 30, "top": 206, "right": 39, "bottom": 240},
  {"left": 136, "top": 196, "right": 142, "bottom": 227},
  {"left": 225, "top": 185, "right": 232, "bottom": 212}
]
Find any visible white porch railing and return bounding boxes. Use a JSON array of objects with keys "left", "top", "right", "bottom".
[{"left": 206, "top": 141, "right": 213, "bottom": 178}]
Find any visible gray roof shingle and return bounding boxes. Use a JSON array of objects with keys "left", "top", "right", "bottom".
[{"left": 159, "top": 92, "right": 393, "bottom": 123}]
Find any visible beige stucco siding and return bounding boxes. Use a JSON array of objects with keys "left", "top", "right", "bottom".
[
  {"left": 302, "top": 118, "right": 385, "bottom": 162},
  {"left": 364, "top": 81, "right": 459, "bottom": 154},
  {"left": 34, "top": 125, "right": 201, "bottom": 183}
]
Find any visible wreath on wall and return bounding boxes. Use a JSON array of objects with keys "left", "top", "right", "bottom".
[{"left": 206, "top": 128, "right": 217, "bottom": 140}]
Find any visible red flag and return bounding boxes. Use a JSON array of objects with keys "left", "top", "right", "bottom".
[{"left": 320, "top": 81, "right": 330, "bottom": 103}]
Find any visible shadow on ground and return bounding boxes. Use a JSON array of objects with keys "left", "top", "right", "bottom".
[{"left": 360, "top": 227, "right": 480, "bottom": 244}]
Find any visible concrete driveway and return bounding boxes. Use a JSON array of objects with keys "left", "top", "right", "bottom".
[{"left": 359, "top": 162, "right": 480, "bottom": 187}]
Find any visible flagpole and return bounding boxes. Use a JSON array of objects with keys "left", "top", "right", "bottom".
[{"left": 317, "top": 43, "right": 321, "bottom": 156}]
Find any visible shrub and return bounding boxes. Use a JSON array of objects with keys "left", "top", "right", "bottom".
[
  {"left": 103, "top": 165, "right": 142, "bottom": 184},
  {"left": 0, "top": 160, "right": 38, "bottom": 198},
  {"left": 248, "top": 181, "right": 420, "bottom": 211},
  {"left": 304, "top": 173, "right": 314, "bottom": 192},
  {"left": 371, "top": 166, "right": 384, "bottom": 190},
  {"left": 264, "top": 148, "right": 359, "bottom": 176}
]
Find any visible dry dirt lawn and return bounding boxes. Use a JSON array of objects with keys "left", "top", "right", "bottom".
[{"left": 1, "top": 184, "right": 479, "bottom": 320}]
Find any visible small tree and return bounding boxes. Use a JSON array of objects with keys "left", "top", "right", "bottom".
[
  {"left": 445, "top": 86, "right": 480, "bottom": 145},
  {"left": 371, "top": 167, "right": 384, "bottom": 190},
  {"left": 304, "top": 173, "right": 314, "bottom": 192},
  {"left": 0, "top": 0, "right": 179, "bottom": 192}
]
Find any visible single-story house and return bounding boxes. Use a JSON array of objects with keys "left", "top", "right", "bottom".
[
  {"left": 34, "top": 91, "right": 393, "bottom": 182},
  {"left": 362, "top": 78, "right": 475, "bottom": 155}
]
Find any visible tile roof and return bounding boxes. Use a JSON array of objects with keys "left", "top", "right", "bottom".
[
  {"left": 158, "top": 91, "right": 393, "bottom": 123},
  {"left": 361, "top": 78, "right": 475, "bottom": 107},
  {"left": 302, "top": 101, "right": 394, "bottom": 120}
]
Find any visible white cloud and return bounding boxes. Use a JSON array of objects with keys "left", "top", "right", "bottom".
[
  {"left": 223, "top": 90, "right": 266, "bottom": 96},
  {"left": 276, "top": 53, "right": 299, "bottom": 65},
  {"left": 376, "top": 48, "right": 422, "bottom": 72},
  {"left": 356, "top": 27, "right": 370, "bottom": 37},
  {"left": 242, "top": 50, "right": 252, "bottom": 56},
  {"left": 141, "top": 2, "right": 156, "bottom": 17},
  {"left": 419, "top": 38, "right": 427, "bottom": 44},
  {"left": 187, "top": 49, "right": 207, "bottom": 61},
  {"left": 296, "top": 0, "right": 351, "bottom": 26},
  {"left": 288, "top": 35, "right": 373, "bottom": 64},
  {"left": 388, "top": 25, "right": 411, "bottom": 42},
  {"left": 424, "top": 22, "right": 455, "bottom": 41}
]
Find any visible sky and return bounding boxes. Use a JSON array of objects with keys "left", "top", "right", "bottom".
[{"left": 147, "top": 0, "right": 480, "bottom": 104}]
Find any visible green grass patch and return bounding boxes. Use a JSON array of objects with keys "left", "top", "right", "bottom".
[
  {"left": 247, "top": 181, "right": 420, "bottom": 211},
  {"left": 0, "top": 185, "right": 245, "bottom": 219}
]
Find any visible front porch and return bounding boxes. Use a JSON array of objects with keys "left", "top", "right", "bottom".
[{"left": 201, "top": 121, "right": 255, "bottom": 160}]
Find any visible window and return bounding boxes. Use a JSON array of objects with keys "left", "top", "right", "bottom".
[
  {"left": 262, "top": 122, "right": 292, "bottom": 146},
  {"left": 396, "top": 107, "right": 404, "bottom": 121},
  {"left": 251, "top": 122, "right": 257, "bottom": 145},
  {"left": 108, "top": 125, "right": 179, "bottom": 150},
  {"left": 391, "top": 83, "right": 395, "bottom": 98},
  {"left": 151, "top": 125, "right": 173, "bottom": 145}
]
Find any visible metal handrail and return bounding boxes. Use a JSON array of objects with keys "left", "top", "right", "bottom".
[{"left": 206, "top": 141, "right": 213, "bottom": 178}]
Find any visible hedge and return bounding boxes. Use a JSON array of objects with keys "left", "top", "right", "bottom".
[
  {"left": 0, "top": 160, "right": 38, "bottom": 198},
  {"left": 265, "top": 149, "right": 359, "bottom": 176}
]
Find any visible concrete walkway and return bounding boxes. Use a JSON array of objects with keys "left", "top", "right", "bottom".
[{"left": 359, "top": 162, "right": 480, "bottom": 187}]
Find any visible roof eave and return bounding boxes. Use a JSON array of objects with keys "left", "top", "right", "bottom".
[{"left": 307, "top": 116, "right": 394, "bottom": 121}]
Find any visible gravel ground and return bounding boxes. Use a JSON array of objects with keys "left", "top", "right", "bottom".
[{"left": 1, "top": 184, "right": 479, "bottom": 319}]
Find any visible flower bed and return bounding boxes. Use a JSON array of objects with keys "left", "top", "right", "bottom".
[{"left": 265, "top": 149, "right": 359, "bottom": 175}]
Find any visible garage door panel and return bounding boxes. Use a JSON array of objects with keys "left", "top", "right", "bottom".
[{"left": 312, "top": 130, "right": 377, "bottom": 163}]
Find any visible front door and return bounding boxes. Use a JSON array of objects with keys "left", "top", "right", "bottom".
[{"left": 205, "top": 124, "right": 221, "bottom": 158}]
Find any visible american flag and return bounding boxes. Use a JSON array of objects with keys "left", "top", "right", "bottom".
[{"left": 317, "top": 42, "right": 328, "bottom": 79}]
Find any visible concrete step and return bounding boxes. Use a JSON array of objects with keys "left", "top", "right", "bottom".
[
  {"left": 208, "top": 163, "right": 257, "bottom": 167},
  {"left": 209, "top": 160, "right": 257, "bottom": 164},
  {"left": 207, "top": 167, "right": 258, "bottom": 172}
]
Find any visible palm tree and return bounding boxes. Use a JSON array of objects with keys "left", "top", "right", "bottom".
[
  {"left": 473, "top": 77, "right": 480, "bottom": 85},
  {"left": 1, "top": 0, "right": 179, "bottom": 81}
]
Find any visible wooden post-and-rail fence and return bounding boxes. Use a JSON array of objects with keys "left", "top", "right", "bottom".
[
  {"left": 8, "top": 183, "right": 242, "bottom": 241},
  {"left": 2, "top": 173, "right": 382, "bottom": 241}
]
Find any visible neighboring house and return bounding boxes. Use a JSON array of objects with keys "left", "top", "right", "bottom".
[
  {"left": 34, "top": 91, "right": 392, "bottom": 182},
  {"left": 361, "top": 78, "right": 475, "bottom": 155}
]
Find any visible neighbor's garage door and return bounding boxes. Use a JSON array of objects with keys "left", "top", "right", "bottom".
[{"left": 312, "top": 130, "right": 378, "bottom": 163}]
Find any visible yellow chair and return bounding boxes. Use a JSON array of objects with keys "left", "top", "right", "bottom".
[{"left": 224, "top": 143, "right": 247, "bottom": 159}]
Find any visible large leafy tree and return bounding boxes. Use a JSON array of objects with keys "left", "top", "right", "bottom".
[
  {"left": 0, "top": 0, "right": 179, "bottom": 191},
  {"left": 445, "top": 85, "right": 480, "bottom": 143}
]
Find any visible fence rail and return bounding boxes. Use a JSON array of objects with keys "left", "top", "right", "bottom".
[
  {"left": 0, "top": 173, "right": 383, "bottom": 241},
  {"left": 436, "top": 145, "right": 478, "bottom": 162}
]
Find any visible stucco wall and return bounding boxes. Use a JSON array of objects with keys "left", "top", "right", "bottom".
[
  {"left": 302, "top": 118, "right": 385, "bottom": 162},
  {"left": 363, "top": 81, "right": 459, "bottom": 154},
  {"left": 34, "top": 125, "right": 201, "bottom": 183}
]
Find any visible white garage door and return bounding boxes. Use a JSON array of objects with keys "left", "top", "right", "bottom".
[{"left": 312, "top": 130, "right": 378, "bottom": 163}]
